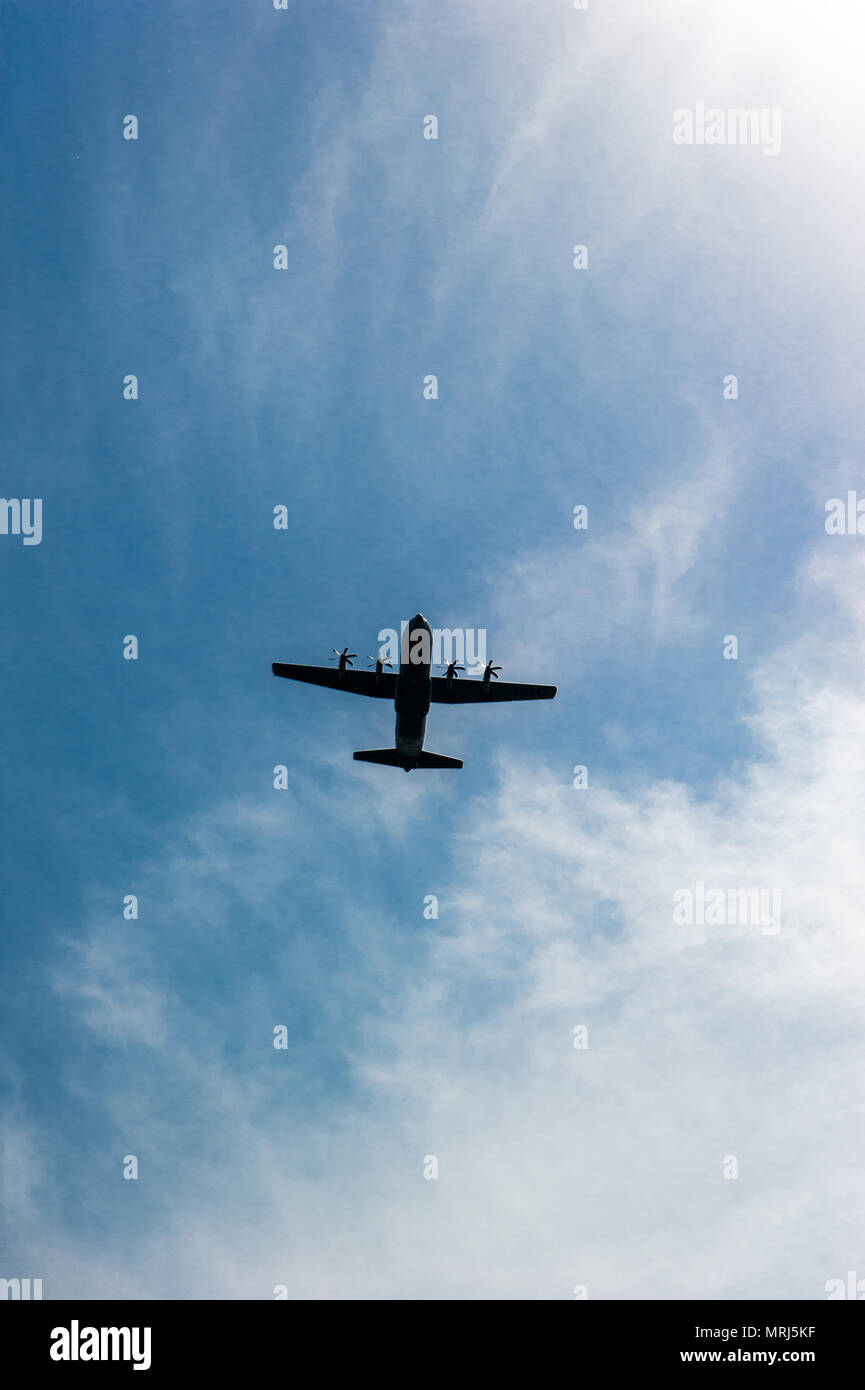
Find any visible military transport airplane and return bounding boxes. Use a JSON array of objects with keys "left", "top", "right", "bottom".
[{"left": 272, "top": 613, "right": 557, "bottom": 770}]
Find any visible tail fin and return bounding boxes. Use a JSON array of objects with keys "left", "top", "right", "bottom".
[{"left": 353, "top": 749, "right": 463, "bottom": 770}]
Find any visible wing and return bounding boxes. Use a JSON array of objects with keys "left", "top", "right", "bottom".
[
  {"left": 272, "top": 663, "right": 397, "bottom": 699},
  {"left": 430, "top": 677, "right": 557, "bottom": 704}
]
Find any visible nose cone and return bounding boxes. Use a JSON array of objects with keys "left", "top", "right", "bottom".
[{"left": 412, "top": 611, "right": 429, "bottom": 628}]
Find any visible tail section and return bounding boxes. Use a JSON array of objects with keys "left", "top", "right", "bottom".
[{"left": 353, "top": 749, "right": 463, "bottom": 770}]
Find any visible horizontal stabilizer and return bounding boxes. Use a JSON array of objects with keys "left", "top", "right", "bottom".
[
  {"left": 353, "top": 749, "right": 463, "bottom": 770},
  {"left": 416, "top": 751, "right": 463, "bottom": 769},
  {"left": 353, "top": 748, "right": 403, "bottom": 767}
]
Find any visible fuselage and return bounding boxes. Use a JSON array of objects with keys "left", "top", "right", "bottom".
[{"left": 394, "top": 613, "right": 432, "bottom": 765}]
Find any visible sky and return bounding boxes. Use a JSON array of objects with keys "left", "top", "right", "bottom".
[{"left": 1, "top": 0, "right": 864, "bottom": 1299}]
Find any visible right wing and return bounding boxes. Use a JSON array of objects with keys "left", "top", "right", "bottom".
[
  {"left": 272, "top": 663, "right": 397, "bottom": 699},
  {"left": 430, "top": 677, "right": 557, "bottom": 704}
]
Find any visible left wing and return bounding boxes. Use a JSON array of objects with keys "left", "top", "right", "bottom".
[
  {"left": 272, "top": 663, "right": 397, "bottom": 699},
  {"left": 430, "top": 677, "right": 557, "bottom": 704}
]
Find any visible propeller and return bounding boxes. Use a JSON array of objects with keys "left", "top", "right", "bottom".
[
  {"left": 441, "top": 660, "right": 465, "bottom": 679},
  {"left": 483, "top": 660, "right": 502, "bottom": 682},
  {"left": 329, "top": 646, "right": 357, "bottom": 670},
  {"left": 367, "top": 654, "right": 393, "bottom": 672}
]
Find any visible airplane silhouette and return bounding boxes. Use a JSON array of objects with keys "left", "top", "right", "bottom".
[{"left": 272, "top": 613, "right": 557, "bottom": 770}]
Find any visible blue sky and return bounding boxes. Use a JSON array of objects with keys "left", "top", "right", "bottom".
[{"left": 2, "top": 0, "right": 864, "bottom": 1297}]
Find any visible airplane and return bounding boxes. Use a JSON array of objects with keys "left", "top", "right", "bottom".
[{"left": 272, "top": 613, "right": 557, "bottom": 770}]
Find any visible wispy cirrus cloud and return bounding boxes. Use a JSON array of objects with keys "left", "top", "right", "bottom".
[{"left": 0, "top": 545, "right": 859, "bottom": 1299}]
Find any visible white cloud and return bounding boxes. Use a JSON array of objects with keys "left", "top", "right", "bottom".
[
  {"left": 6, "top": 0, "right": 865, "bottom": 1302},
  {"left": 3, "top": 545, "right": 860, "bottom": 1299},
  {"left": 488, "top": 446, "right": 735, "bottom": 674}
]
